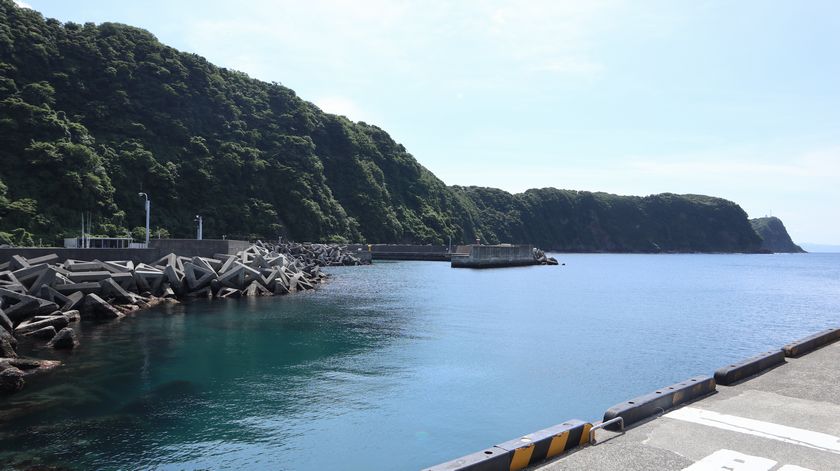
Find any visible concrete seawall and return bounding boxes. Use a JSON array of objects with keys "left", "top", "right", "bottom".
[
  {"left": 149, "top": 239, "right": 252, "bottom": 259},
  {"left": 0, "top": 239, "right": 251, "bottom": 265},
  {"left": 345, "top": 244, "right": 450, "bottom": 261},
  {"left": 536, "top": 333, "right": 840, "bottom": 470},
  {"left": 426, "top": 327, "right": 840, "bottom": 471},
  {"left": 0, "top": 247, "right": 161, "bottom": 264},
  {"left": 451, "top": 244, "right": 536, "bottom": 268}
]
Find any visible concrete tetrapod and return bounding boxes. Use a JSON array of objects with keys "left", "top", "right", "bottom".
[
  {"left": 0, "top": 242, "right": 362, "bottom": 394},
  {"left": 48, "top": 327, "right": 78, "bottom": 349}
]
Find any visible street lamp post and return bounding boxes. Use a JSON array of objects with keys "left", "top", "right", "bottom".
[
  {"left": 138, "top": 193, "right": 150, "bottom": 247},
  {"left": 195, "top": 215, "right": 203, "bottom": 240}
]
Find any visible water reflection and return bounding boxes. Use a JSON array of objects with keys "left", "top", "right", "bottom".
[
  {"left": 0, "top": 255, "right": 838, "bottom": 470},
  {"left": 0, "top": 278, "right": 410, "bottom": 469}
]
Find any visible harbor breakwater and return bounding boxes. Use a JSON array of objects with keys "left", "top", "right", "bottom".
[
  {"left": 451, "top": 245, "right": 559, "bottom": 268},
  {"left": 0, "top": 242, "right": 367, "bottom": 394},
  {"left": 344, "top": 244, "right": 559, "bottom": 265}
]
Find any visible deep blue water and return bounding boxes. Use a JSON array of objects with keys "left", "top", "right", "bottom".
[{"left": 1, "top": 254, "right": 839, "bottom": 470}]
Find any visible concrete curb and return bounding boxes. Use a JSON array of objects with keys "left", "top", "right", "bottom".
[
  {"left": 783, "top": 327, "right": 840, "bottom": 358},
  {"left": 602, "top": 375, "right": 716, "bottom": 430},
  {"left": 714, "top": 349, "right": 785, "bottom": 386},
  {"left": 423, "top": 446, "right": 510, "bottom": 471}
]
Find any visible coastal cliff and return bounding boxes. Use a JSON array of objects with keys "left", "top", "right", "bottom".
[
  {"left": 0, "top": 1, "right": 764, "bottom": 252},
  {"left": 750, "top": 217, "right": 805, "bottom": 253},
  {"left": 457, "top": 187, "right": 762, "bottom": 253}
]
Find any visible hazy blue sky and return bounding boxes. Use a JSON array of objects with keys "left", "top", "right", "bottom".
[{"left": 17, "top": 1, "right": 840, "bottom": 244}]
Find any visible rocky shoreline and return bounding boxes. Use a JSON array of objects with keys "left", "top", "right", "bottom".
[{"left": 0, "top": 242, "right": 368, "bottom": 394}]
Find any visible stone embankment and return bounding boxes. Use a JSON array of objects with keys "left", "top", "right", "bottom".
[{"left": 0, "top": 242, "right": 367, "bottom": 394}]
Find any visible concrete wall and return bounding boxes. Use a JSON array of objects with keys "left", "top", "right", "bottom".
[
  {"left": 345, "top": 244, "right": 450, "bottom": 261},
  {"left": 149, "top": 239, "right": 250, "bottom": 259},
  {"left": 345, "top": 244, "right": 449, "bottom": 253},
  {"left": 0, "top": 248, "right": 161, "bottom": 264},
  {"left": 451, "top": 244, "right": 536, "bottom": 268},
  {"left": 343, "top": 248, "right": 373, "bottom": 263},
  {"left": 0, "top": 239, "right": 251, "bottom": 265},
  {"left": 372, "top": 244, "right": 449, "bottom": 254}
]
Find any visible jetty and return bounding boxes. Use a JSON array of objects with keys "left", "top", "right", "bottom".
[
  {"left": 345, "top": 244, "right": 451, "bottom": 261},
  {"left": 451, "top": 244, "right": 558, "bottom": 268},
  {"left": 343, "top": 244, "right": 558, "bottom": 266},
  {"left": 426, "top": 328, "right": 840, "bottom": 470}
]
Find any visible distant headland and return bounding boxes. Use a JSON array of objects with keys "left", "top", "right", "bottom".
[{"left": 749, "top": 217, "right": 805, "bottom": 253}]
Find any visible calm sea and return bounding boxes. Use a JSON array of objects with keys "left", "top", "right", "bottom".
[{"left": 1, "top": 254, "right": 839, "bottom": 470}]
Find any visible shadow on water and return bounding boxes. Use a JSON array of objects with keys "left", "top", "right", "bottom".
[{"left": 0, "top": 283, "right": 407, "bottom": 470}]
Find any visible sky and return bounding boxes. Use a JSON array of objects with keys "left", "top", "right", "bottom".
[{"left": 16, "top": 1, "right": 840, "bottom": 244}]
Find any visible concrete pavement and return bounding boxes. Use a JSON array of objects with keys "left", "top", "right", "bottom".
[{"left": 536, "top": 341, "right": 840, "bottom": 470}]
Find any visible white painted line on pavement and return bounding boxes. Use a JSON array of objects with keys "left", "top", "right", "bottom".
[
  {"left": 681, "top": 449, "right": 775, "bottom": 470},
  {"left": 665, "top": 407, "right": 840, "bottom": 455}
]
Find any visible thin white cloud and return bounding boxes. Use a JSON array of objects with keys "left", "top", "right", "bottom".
[
  {"left": 179, "top": 0, "right": 622, "bottom": 85},
  {"left": 530, "top": 58, "right": 606, "bottom": 77},
  {"left": 14, "top": 0, "right": 32, "bottom": 8},
  {"left": 626, "top": 146, "right": 840, "bottom": 181}
]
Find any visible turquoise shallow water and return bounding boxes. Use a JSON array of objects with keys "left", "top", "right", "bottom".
[{"left": 1, "top": 254, "right": 839, "bottom": 470}]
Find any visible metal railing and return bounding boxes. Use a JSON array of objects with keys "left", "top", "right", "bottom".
[{"left": 589, "top": 417, "right": 625, "bottom": 445}]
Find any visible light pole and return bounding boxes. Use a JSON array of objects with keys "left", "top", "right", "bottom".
[
  {"left": 195, "top": 215, "right": 203, "bottom": 240},
  {"left": 138, "top": 192, "right": 150, "bottom": 247}
]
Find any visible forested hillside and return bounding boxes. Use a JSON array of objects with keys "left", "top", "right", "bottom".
[
  {"left": 0, "top": 1, "right": 766, "bottom": 252},
  {"left": 454, "top": 187, "right": 762, "bottom": 252}
]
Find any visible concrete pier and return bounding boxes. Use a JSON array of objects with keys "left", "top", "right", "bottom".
[
  {"left": 345, "top": 244, "right": 450, "bottom": 261},
  {"left": 536, "top": 340, "right": 840, "bottom": 470},
  {"left": 451, "top": 244, "right": 536, "bottom": 268}
]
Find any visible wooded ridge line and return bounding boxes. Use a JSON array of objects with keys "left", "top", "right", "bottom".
[{"left": 0, "top": 2, "right": 800, "bottom": 253}]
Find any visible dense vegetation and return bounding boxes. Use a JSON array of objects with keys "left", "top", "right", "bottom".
[
  {"left": 0, "top": 1, "right": 768, "bottom": 252},
  {"left": 454, "top": 187, "right": 762, "bottom": 252},
  {"left": 750, "top": 217, "right": 804, "bottom": 253}
]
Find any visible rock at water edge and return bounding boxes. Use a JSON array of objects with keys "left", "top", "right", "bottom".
[
  {"left": 22, "top": 325, "right": 57, "bottom": 340},
  {"left": 0, "top": 366, "right": 24, "bottom": 393},
  {"left": 48, "top": 327, "right": 79, "bottom": 350}
]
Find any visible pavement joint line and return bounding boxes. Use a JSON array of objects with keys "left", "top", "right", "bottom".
[{"left": 664, "top": 407, "right": 840, "bottom": 454}]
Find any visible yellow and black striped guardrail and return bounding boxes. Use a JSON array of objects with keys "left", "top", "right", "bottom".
[{"left": 424, "top": 420, "right": 591, "bottom": 471}]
